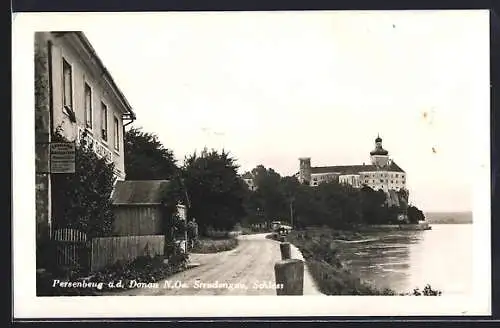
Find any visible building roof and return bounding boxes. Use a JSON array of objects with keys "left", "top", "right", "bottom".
[
  {"left": 311, "top": 161, "right": 405, "bottom": 175},
  {"left": 389, "top": 161, "right": 405, "bottom": 173},
  {"left": 57, "top": 32, "right": 136, "bottom": 120},
  {"left": 112, "top": 180, "right": 170, "bottom": 205}
]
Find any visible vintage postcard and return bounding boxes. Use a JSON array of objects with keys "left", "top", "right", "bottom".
[{"left": 13, "top": 10, "right": 491, "bottom": 318}]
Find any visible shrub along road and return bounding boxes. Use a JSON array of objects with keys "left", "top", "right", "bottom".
[{"left": 112, "top": 233, "right": 322, "bottom": 296}]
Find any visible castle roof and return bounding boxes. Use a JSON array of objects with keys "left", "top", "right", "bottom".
[
  {"left": 370, "top": 134, "right": 389, "bottom": 155},
  {"left": 310, "top": 161, "right": 405, "bottom": 175},
  {"left": 370, "top": 148, "right": 389, "bottom": 156}
]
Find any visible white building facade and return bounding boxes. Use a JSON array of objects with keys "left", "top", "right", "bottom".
[
  {"left": 40, "top": 31, "right": 135, "bottom": 181},
  {"left": 241, "top": 172, "right": 257, "bottom": 191},
  {"left": 35, "top": 32, "right": 136, "bottom": 244},
  {"left": 297, "top": 135, "right": 406, "bottom": 192}
]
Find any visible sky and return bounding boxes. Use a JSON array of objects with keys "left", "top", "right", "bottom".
[{"left": 79, "top": 10, "right": 489, "bottom": 212}]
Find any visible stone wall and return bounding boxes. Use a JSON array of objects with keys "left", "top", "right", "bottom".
[{"left": 35, "top": 32, "right": 51, "bottom": 243}]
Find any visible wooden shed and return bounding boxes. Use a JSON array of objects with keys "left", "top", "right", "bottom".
[{"left": 111, "top": 180, "right": 170, "bottom": 236}]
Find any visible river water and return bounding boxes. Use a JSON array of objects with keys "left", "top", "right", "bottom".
[{"left": 336, "top": 224, "right": 473, "bottom": 295}]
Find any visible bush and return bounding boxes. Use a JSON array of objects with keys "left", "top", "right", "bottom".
[
  {"left": 406, "top": 284, "right": 442, "bottom": 296},
  {"left": 190, "top": 238, "right": 238, "bottom": 254},
  {"left": 37, "top": 244, "right": 189, "bottom": 296},
  {"left": 50, "top": 130, "right": 116, "bottom": 238}
]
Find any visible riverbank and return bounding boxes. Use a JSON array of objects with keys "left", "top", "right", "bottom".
[
  {"left": 356, "top": 222, "right": 431, "bottom": 232},
  {"left": 284, "top": 229, "right": 441, "bottom": 296}
]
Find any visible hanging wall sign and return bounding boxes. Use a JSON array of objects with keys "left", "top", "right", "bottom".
[{"left": 50, "top": 142, "right": 76, "bottom": 173}]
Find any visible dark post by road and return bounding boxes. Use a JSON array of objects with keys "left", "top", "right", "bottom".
[
  {"left": 274, "top": 259, "right": 304, "bottom": 295},
  {"left": 279, "top": 242, "right": 291, "bottom": 260},
  {"left": 274, "top": 259, "right": 304, "bottom": 296}
]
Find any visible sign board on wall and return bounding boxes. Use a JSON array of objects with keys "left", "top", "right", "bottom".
[
  {"left": 177, "top": 204, "right": 187, "bottom": 221},
  {"left": 50, "top": 142, "right": 76, "bottom": 173}
]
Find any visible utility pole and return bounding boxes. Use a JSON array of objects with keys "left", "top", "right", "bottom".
[{"left": 289, "top": 197, "right": 294, "bottom": 228}]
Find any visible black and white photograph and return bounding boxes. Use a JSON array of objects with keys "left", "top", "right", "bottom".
[{"left": 13, "top": 10, "right": 491, "bottom": 318}]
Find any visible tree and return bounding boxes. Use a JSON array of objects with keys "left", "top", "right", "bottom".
[
  {"left": 241, "top": 186, "right": 263, "bottom": 226},
  {"left": 51, "top": 130, "right": 115, "bottom": 238},
  {"left": 281, "top": 176, "right": 302, "bottom": 227},
  {"left": 359, "top": 186, "right": 387, "bottom": 225},
  {"left": 182, "top": 148, "right": 247, "bottom": 233},
  {"left": 124, "top": 127, "right": 178, "bottom": 180},
  {"left": 251, "top": 165, "right": 288, "bottom": 222},
  {"left": 407, "top": 205, "right": 425, "bottom": 224},
  {"left": 159, "top": 175, "right": 188, "bottom": 243}
]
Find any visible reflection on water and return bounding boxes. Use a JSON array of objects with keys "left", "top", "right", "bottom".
[{"left": 336, "top": 224, "right": 473, "bottom": 295}]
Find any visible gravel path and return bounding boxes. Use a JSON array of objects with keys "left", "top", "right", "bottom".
[{"left": 111, "top": 233, "right": 323, "bottom": 296}]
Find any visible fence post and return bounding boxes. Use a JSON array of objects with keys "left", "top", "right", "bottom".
[
  {"left": 279, "top": 242, "right": 291, "bottom": 260},
  {"left": 274, "top": 259, "right": 304, "bottom": 295}
]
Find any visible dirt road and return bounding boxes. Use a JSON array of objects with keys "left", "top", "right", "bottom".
[{"left": 112, "top": 233, "right": 322, "bottom": 296}]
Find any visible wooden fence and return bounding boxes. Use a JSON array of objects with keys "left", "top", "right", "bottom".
[
  {"left": 90, "top": 235, "right": 165, "bottom": 272},
  {"left": 52, "top": 228, "right": 91, "bottom": 273}
]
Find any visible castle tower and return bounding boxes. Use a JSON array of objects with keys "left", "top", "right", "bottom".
[
  {"left": 370, "top": 134, "right": 390, "bottom": 168},
  {"left": 299, "top": 157, "right": 312, "bottom": 185}
]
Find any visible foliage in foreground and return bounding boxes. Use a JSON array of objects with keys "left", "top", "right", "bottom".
[
  {"left": 50, "top": 130, "right": 116, "bottom": 238},
  {"left": 282, "top": 231, "right": 442, "bottom": 296},
  {"left": 37, "top": 244, "right": 189, "bottom": 296}
]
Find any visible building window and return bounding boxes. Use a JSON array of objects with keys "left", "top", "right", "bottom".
[
  {"left": 113, "top": 117, "right": 119, "bottom": 151},
  {"left": 84, "top": 83, "right": 92, "bottom": 129},
  {"left": 62, "top": 59, "right": 73, "bottom": 112},
  {"left": 101, "top": 102, "right": 108, "bottom": 141},
  {"left": 391, "top": 180, "right": 394, "bottom": 183},
  {"left": 380, "top": 179, "right": 384, "bottom": 183}
]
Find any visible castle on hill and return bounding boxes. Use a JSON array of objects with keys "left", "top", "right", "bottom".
[{"left": 296, "top": 135, "right": 407, "bottom": 193}]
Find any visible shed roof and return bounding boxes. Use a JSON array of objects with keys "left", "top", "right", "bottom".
[{"left": 112, "top": 180, "right": 170, "bottom": 205}]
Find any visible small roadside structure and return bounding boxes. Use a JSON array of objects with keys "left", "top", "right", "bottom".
[{"left": 111, "top": 180, "right": 170, "bottom": 236}]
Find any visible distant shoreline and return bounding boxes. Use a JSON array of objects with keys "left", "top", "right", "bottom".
[
  {"left": 424, "top": 211, "right": 473, "bottom": 225},
  {"left": 428, "top": 222, "right": 473, "bottom": 224}
]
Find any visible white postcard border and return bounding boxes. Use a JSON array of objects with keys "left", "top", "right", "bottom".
[{"left": 12, "top": 11, "right": 491, "bottom": 318}]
